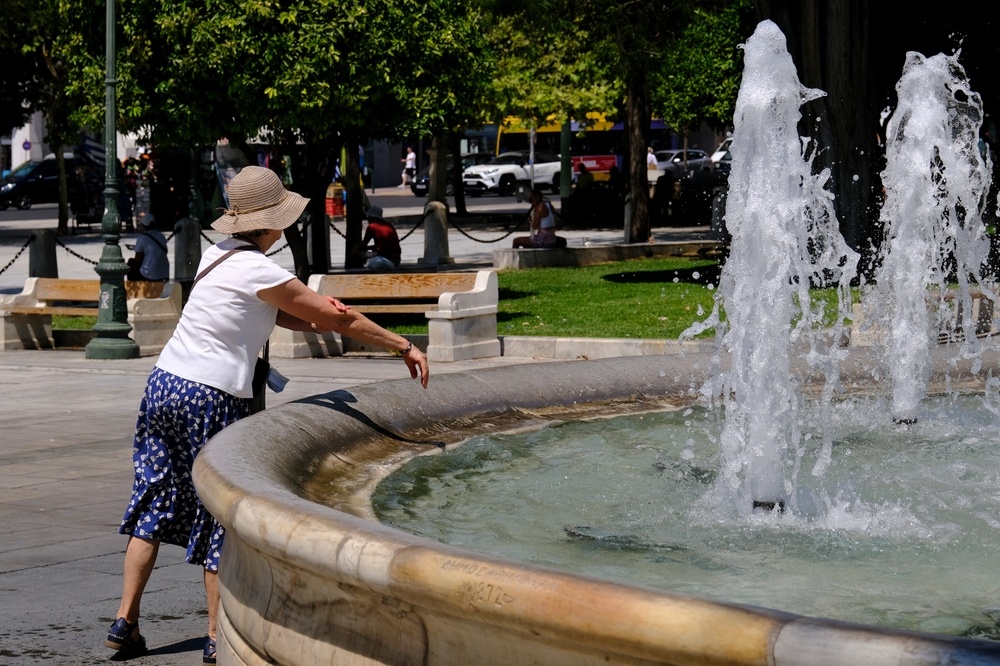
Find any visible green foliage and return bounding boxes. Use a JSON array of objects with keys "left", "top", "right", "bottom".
[
  {"left": 2, "top": 0, "right": 104, "bottom": 145},
  {"left": 483, "top": 6, "right": 618, "bottom": 126},
  {"left": 117, "top": 0, "right": 492, "bottom": 147},
  {"left": 652, "top": 0, "right": 754, "bottom": 132}
]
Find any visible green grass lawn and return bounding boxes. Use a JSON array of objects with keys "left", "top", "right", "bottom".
[
  {"left": 53, "top": 315, "right": 97, "bottom": 330},
  {"left": 370, "top": 257, "right": 723, "bottom": 339},
  {"left": 378, "top": 258, "right": 856, "bottom": 338},
  {"left": 495, "top": 258, "right": 721, "bottom": 339}
]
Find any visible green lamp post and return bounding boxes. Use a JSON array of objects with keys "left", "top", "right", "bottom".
[{"left": 85, "top": 0, "right": 140, "bottom": 359}]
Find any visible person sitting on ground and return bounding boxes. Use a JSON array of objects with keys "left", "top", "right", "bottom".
[
  {"left": 574, "top": 162, "right": 594, "bottom": 192},
  {"left": 513, "top": 188, "right": 567, "bottom": 249},
  {"left": 126, "top": 213, "right": 169, "bottom": 282},
  {"left": 362, "top": 205, "right": 402, "bottom": 270},
  {"left": 606, "top": 165, "right": 626, "bottom": 200}
]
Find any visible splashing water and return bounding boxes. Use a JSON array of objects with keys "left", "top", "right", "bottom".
[
  {"left": 866, "top": 50, "right": 994, "bottom": 422},
  {"left": 684, "top": 20, "right": 858, "bottom": 512}
]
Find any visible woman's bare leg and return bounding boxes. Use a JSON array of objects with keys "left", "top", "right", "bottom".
[
  {"left": 205, "top": 568, "right": 219, "bottom": 640},
  {"left": 115, "top": 536, "right": 159, "bottom": 630}
]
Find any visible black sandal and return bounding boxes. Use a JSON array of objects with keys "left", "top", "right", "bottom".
[
  {"left": 105, "top": 617, "right": 147, "bottom": 653},
  {"left": 203, "top": 636, "right": 217, "bottom": 664}
]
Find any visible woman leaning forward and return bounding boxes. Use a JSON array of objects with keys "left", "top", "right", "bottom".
[{"left": 104, "top": 166, "right": 428, "bottom": 664}]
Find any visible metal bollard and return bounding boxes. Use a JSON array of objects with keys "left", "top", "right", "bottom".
[
  {"left": 419, "top": 201, "right": 453, "bottom": 265},
  {"left": 29, "top": 229, "right": 58, "bottom": 278},
  {"left": 173, "top": 217, "right": 202, "bottom": 303}
]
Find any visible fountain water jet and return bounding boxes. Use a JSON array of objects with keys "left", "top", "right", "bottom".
[
  {"left": 865, "top": 49, "right": 994, "bottom": 423},
  {"left": 685, "top": 20, "right": 858, "bottom": 512}
]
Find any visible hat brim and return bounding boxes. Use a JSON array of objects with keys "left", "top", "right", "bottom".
[{"left": 211, "top": 190, "right": 310, "bottom": 234}]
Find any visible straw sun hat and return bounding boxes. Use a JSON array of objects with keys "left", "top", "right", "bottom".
[{"left": 211, "top": 166, "right": 309, "bottom": 234}]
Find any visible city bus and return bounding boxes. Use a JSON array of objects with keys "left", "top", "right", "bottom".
[{"left": 495, "top": 113, "right": 673, "bottom": 180}]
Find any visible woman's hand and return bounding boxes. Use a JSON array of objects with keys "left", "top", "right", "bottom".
[
  {"left": 402, "top": 345, "right": 430, "bottom": 388},
  {"left": 307, "top": 296, "right": 352, "bottom": 333},
  {"left": 326, "top": 296, "right": 351, "bottom": 313}
]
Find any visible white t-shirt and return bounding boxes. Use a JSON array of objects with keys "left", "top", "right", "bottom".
[
  {"left": 155, "top": 238, "right": 295, "bottom": 398},
  {"left": 405, "top": 151, "right": 416, "bottom": 170}
]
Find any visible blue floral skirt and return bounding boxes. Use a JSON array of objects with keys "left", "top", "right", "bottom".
[{"left": 119, "top": 367, "right": 247, "bottom": 571}]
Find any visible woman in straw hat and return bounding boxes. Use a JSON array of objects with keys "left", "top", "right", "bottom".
[{"left": 105, "top": 166, "right": 429, "bottom": 664}]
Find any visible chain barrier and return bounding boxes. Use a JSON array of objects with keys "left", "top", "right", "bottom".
[
  {"left": 0, "top": 234, "right": 35, "bottom": 277},
  {"left": 55, "top": 236, "right": 99, "bottom": 266},
  {"left": 2, "top": 211, "right": 525, "bottom": 279},
  {"left": 450, "top": 216, "right": 526, "bottom": 243},
  {"left": 327, "top": 217, "right": 347, "bottom": 239},
  {"left": 266, "top": 216, "right": 313, "bottom": 256},
  {"left": 328, "top": 209, "right": 520, "bottom": 244},
  {"left": 397, "top": 213, "right": 425, "bottom": 241}
]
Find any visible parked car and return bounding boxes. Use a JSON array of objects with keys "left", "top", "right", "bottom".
[
  {"left": 710, "top": 137, "right": 733, "bottom": 165},
  {"left": 410, "top": 152, "right": 493, "bottom": 197},
  {"left": 0, "top": 155, "right": 77, "bottom": 210},
  {"left": 714, "top": 149, "right": 733, "bottom": 174},
  {"left": 462, "top": 150, "right": 561, "bottom": 196},
  {"left": 654, "top": 149, "right": 712, "bottom": 176}
]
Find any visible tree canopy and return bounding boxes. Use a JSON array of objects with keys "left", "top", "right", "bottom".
[
  {"left": 2, "top": 0, "right": 755, "bottom": 245},
  {"left": 653, "top": 1, "right": 752, "bottom": 135},
  {"left": 3, "top": 0, "right": 106, "bottom": 233}
]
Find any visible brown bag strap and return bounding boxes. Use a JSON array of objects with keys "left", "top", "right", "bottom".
[{"left": 192, "top": 245, "right": 261, "bottom": 288}]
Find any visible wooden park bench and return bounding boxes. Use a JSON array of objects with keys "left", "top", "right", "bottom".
[
  {"left": 311, "top": 272, "right": 481, "bottom": 314},
  {"left": 269, "top": 270, "right": 501, "bottom": 362},
  {"left": 850, "top": 288, "right": 997, "bottom": 347},
  {"left": 0, "top": 277, "right": 182, "bottom": 354}
]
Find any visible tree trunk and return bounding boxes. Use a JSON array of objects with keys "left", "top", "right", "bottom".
[
  {"left": 231, "top": 139, "right": 308, "bottom": 278},
  {"left": 304, "top": 141, "right": 334, "bottom": 275},
  {"left": 625, "top": 75, "right": 652, "bottom": 243},
  {"left": 54, "top": 145, "right": 70, "bottom": 235},
  {"left": 344, "top": 134, "right": 366, "bottom": 269},
  {"left": 756, "top": 0, "right": 878, "bottom": 267}
]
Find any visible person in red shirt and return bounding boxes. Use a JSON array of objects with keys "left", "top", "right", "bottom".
[{"left": 362, "top": 206, "right": 402, "bottom": 270}]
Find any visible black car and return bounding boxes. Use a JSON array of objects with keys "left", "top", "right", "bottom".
[
  {"left": 411, "top": 152, "right": 493, "bottom": 197},
  {"left": 0, "top": 156, "right": 77, "bottom": 210}
]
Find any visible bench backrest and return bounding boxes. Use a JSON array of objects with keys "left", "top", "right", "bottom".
[
  {"left": 33, "top": 278, "right": 99, "bottom": 303},
  {"left": 32, "top": 278, "right": 165, "bottom": 303},
  {"left": 313, "top": 273, "right": 478, "bottom": 301}
]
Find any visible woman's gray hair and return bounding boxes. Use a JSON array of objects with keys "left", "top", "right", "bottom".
[{"left": 232, "top": 229, "right": 270, "bottom": 239}]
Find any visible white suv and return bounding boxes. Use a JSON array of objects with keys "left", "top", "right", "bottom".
[{"left": 462, "top": 151, "right": 561, "bottom": 196}]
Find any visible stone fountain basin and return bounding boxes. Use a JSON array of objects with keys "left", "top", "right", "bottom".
[{"left": 194, "top": 350, "right": 1000, "bottom": 666}]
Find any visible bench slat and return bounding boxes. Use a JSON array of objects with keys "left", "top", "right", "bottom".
[
  {"left": 5, "top": 306, "right": 99, "bottom": 317},
  {"left": 315, "top": 273, "right": 477, "bottom": 300},
  {"left": 30, "top": 279, "right": 164, "bottom": 301},
  {"left": 351, "top": 304, "right": 439, "bottom": 314},
  {"left": 33, "top": 278, "right": 100, "bottom": 302}
]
